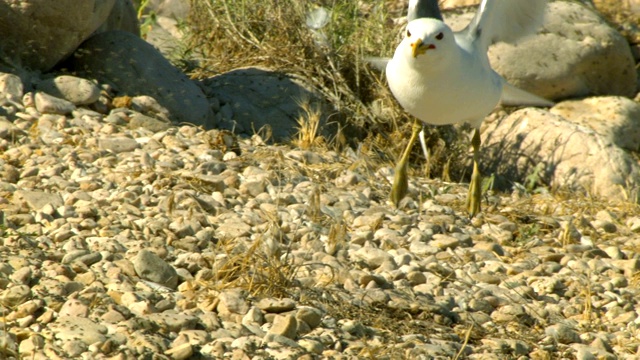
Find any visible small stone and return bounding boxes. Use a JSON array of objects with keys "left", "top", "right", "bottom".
[
  {"left": 217, "top": 289, "right": 249, "bottom": 315},
  {"left": 256, "top": 298, "right": 296, "bottom": 313},
  {"left": 61, "top": 250, "right": 90, "bottom": 264},
  {"left": 268, "top": 314, "right": 298, "bottom": 340},
  {"left": 9, "top": 266, "right": 32, "bottom": 284},
  {"left": 37, "top": 76, "right": 100, "bottom": 105},
  {"left": 61, "top": 340, "right": 86, "bottom": 358},
  {"left": 34, "top": 91, "right": 75, "bottom": 114},
  {"left": 216, "top": 219, "right": 251, "bottom": 240},
  {"left": 58, "top": 298, "right": 89, "bottom": 317},
  {"left": 1, "top": 284, "right": 31, "bottom": 307},
  {"left": 407, "top": 271, "right": 427, "bottom": 286},
  {"left": 351, "top": 247, "right": 393, "bottom": 269},
  {"left": 98, "top": 137, "right": 139, "bottom": 153},
  {"left": 146, "top": 312, "right": 198, "bottom": 333},
  {"left": 50, "top": 316, "right": 107, "bottom": 345},
  {"left": 132, "top": 250, "right": 178, "bottom": 289},
  {"left": 242, "top": 306, "right": 265, "bottom": 327},
  {"left": 164, "top": 342, "right": 193, "bottom": 360},
  {"left": 295, "top": 306, "right": 323, "bottom": 329},
  {"left": 298, "top": 338, "right": 324, "bottom": 354},
  {"left": 0, "top": 117, "right": 23, "bottom": 140},
  {"left": 239, "top": 179, "right": 266, "bottom": 197},
  {"left": 13, "top": 190, "right": 63, "bottom": 211},
  {"left": 545, "top": 323, "right": 582, "bottom": 344},
  {"left": 18, "top": 334, "right": 43, "bottom": 355},
  {"left": 129, "top": 112, "right": 171, "bottom": 132},
  {"left": 430, "top": 234, "right": 460, "bottom": 250}
]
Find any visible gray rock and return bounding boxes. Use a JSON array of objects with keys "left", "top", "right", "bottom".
[
  {"left": 1, "top": 284, "right": 31, "bottom": 307},
  {"left": 351, "top": 246, "right": 394, "bottom": 269},
  {"left": 132, "top": 249, "right": 178, "bottom": 289},
  {"left": 9, "top": 266, "right": 32, "bottom": 284},
  {"left": 489, "top": 1, "right": 637, "bottom": 99},
  {"left": 50, "top": 316, "right": 107, "bottom": 345},
  {"left": 481, "top": 108, "right": 640, "bottom": 203},
  {"left": 551, "top": 96, "right": 640, "bottom": 152},
  {"left": 202, "top": 67, "right": 330, "bottom": 142},
  {"left": 0, "top": 0, "right": 116, "bottom": 71},
  {"left": 295, "top": 306, "right": 323, "bottom": 329},
  {"left": 146, "top": 313, "right": 198, "bottom": 333},
  {"left": 63, "top": 340, "right": 87, "bottom": 358},
  {"left": 36, "top": 75, "right": 101, "bottom": 105},
  {"left": 98, "top": 136, "right": 140, "bottom": 153},
  {"left": 61, "top": 249, "right": 90, "bottom": 264},
  {"left": 216, "top": 219, "right": 251, "bottom": 240},
  {"left": 0, "top": 116, "right": 24, "bottom": 140},
  {"left": 58, "top": 298, "right": 89, "bottom": 317},
  {"left": 34, "top": 92, "right": 75, "bottom": 115},
  {"left": 256, "top": 298, "right": 296, "bottom": 313},
  {"left": 97, "top": 0, "right": 139, "bottom": 35},
  {"left": 131, "top": 95, "right": 171, "bottom": 120},
  {"left": 129, "top": 112, "right": 172, "bottom": 132},
  {"left": 268, "top": 314, "right": 298, "bottom": 340},
  {"left": 217, "top": 289, "right": 249, "bottom": 315},
  {"left": 546, "top": 323, "right": 582, "bottom": 344},
  {"left": 0, "top": 73, "right": 24, "bottom": 103},
  {"left": 164, "top": 342, "right": 193, "bottom": 360},
  {"left": 13, "top": 190, "right": 64, "bottom": 211},
  {"left": 68, "top": 30, "right": 212, "bottom": 127}
]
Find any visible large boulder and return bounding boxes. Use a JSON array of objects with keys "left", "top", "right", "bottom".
[
  {"left": 202, "top": 67, "right": 331, "bottom": 142},
  {"left": 480, "top": 108, "right": 640, "bottom": 203},
  {"left": 550, "top": 96, "right": 640, "bottom": 152},
  {"left": 490, "top": 1, "right": 637, "bottom": 100},
  {"left": 67, "top": 30, "right": 213, "bottom": 128},
  {"left": 443, "top": 1, "right": 637, "bottom": 100},
  {"left": 97, "top": 0, "right": 139, "bottom": 35},
  {"left": 0, "top": 0, "right": 115, "bottom": 71}
]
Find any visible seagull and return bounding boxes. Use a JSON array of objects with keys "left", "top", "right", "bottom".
[{"left": 381, "top": 0, "right": 552, "bottom": 217}]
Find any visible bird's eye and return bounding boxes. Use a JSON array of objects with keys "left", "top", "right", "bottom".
[
  {"left": 435, "top": 32, "right": 444, "bottom": 40},
  {"left": 406, "top": 29, "right": 411, "bottom": 38}
]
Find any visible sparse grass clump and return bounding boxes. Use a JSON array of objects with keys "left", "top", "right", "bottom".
[{"left": 184, "top": 0, "right": 472, "bottom": 180}]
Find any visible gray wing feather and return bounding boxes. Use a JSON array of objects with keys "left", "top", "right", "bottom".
[
  {"left": 462, "top": 0, "right": 547, "bottom": 51},
  {"left": 501, "top": 82, "right": 554, "bottom": 107},
  {"left": 364, "top": 57, "right": 390, "bottom": 71},
  {"left": 407, "top": 0, "right": 443, "bottom": 21}
]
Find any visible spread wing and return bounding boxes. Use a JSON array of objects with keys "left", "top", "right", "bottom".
[{"left": 460, "top": 0, "right": 547, "bottom": 51}]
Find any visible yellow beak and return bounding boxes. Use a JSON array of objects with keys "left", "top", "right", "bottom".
[{"left": 411, "top": 39, "right": 433, "bottom": 58}]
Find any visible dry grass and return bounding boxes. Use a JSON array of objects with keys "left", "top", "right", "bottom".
[
  {"left": 184, "top": 0, "right": 475, "bottom": 179},
  {"left": 291, "top": 100, "right": 326, "bottom": 150},
  {"left": 593, "top": 0, "right": 640, "bottom": 41}
]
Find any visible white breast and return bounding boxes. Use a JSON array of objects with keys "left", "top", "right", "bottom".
[{"left": 386, "top": 41, "right": 502, "bottom": 129}]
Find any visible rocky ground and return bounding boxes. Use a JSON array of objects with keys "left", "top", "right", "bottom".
[
  {"left": 1, "top": 0, "right": 640, "bottom": 359},
  {"left": 1, "top": 71, "right": 640, "bottom": 359}
]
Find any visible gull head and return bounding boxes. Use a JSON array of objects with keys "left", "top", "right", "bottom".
[{"left": 399, "top": 18, "right": 455, "bottom": 62}]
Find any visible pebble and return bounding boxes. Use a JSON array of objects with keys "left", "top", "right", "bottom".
[
  {"left": 256, "top": 297, "right": 297, "bottom": 313},
  {"left": 34, "top": 91, "right": 76, "bottom": 114},
  {"left": 268, "top": 314, "right": 298, "bottom": 340},
  {"left": 50, "top": 316, "right": 107, "bottom": 345},
  {"left": 36, "top": 75, "right": 101, "bottom": 105}
]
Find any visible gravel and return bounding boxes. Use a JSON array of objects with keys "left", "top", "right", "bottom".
[{"left": 1, "top": 75, "right": 640, "bottom": 359}]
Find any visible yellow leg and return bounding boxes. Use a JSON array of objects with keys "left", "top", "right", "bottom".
[
  {"left": 390, "top": 120, "right": 422, "bottom": 207},
  {"left": 466, "top": 128, "right": 482, "bottom": 218}
]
